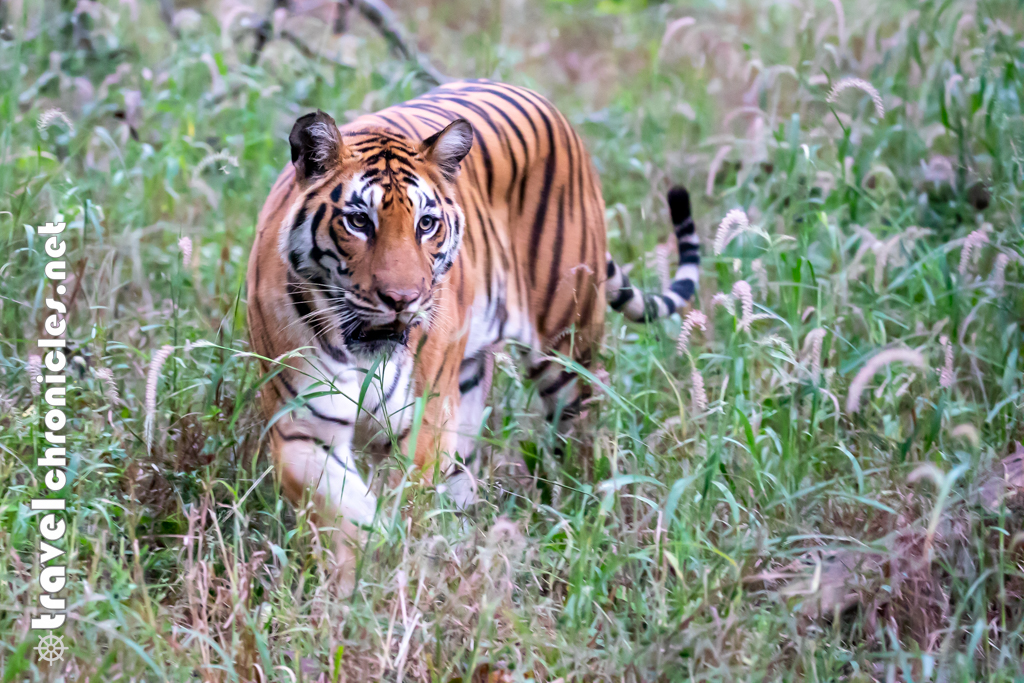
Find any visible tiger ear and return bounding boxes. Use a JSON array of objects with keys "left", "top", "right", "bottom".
[
  {"left": 420, "top": 118, "right": 473, "bottom": 182},
  {"left": 289, "top": 110, "right": 344, "bottom": 185}
]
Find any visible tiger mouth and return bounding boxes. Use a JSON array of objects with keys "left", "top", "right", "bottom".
[{"left": 346, "top": 321, "right": 409, "bottom": 351}]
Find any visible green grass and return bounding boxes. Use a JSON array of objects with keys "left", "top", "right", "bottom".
[{"left": 1, "top": 0, "right": 1023, "bottom": 680}]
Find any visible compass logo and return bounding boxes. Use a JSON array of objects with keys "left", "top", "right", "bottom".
[{"left": 34, "top": 632, "right": 67, "bottom": 663}]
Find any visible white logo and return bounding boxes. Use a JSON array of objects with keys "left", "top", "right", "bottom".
[{"left": 34, "top": 632, "right": 67, "bottom": 663}]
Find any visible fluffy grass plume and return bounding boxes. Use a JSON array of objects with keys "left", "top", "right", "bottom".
[
  {"left": 690, "top": 367, "right": 707, "bottom": 414},
  {"left": 939, "top": 335, "right": 955, "bottom": 389},
  {"left": 731, "top": 279, "right": 754, "bottom": 331},
  {"left": 826, "top": 77, "right": 885, "bottom": 118},
  {"left": 37, "top": 107, "right": 75, "bottom": 135},
  {"left": 959, "top": 227, "right": 989, "bottom": 278},
  {"left": 802, "top": 327, "right": 827, "bottom": 383},
  {"left": 676, "top": 309, "right": 708, "bottom": 356},
  {"left": 143, "top": 345, "right": 173, "bottom": 451},
  {"left": 713, "top": 207, "right": 750, "bottom": 255},
  {"left": 178, "top": 236, "right": 193, "bottom": 267},
  {"left": 846, "top": 348, "right": 928, "bottom": 413}
]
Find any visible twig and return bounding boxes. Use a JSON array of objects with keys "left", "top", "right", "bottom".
[
  {"left": 333, "top": 0, "right": 354, "bottom": 34},
  {"left": 352, "top": 0, "right": 447, "bottom": 85},
  {"left": 159, "top": 0, "right": 179, "bottom": 38},
  {"left": 250, "top": 19, "right": 273, "bottom": 66},
  {"left": 281, "top": 27, "right": 353, "bottom": 69},
  {"left": 248, "top": 0, "right": 447, "bottom": 85}
]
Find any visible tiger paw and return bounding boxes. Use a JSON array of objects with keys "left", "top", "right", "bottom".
[{"left": 438, "top": 468, "right": 477, "bottom": 512}]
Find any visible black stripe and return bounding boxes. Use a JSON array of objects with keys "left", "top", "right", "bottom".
[
  {"left": 383, "top": 363, "right": 403, "bottom": 403},
  {"left": 328, "top": 449, "right": 361, "bottom": 476},
  {"left": 459, "top": 372, "right": 483, "bottom": 394},
  {"left": 610, "top": 285, "right": 635, "bottom": 310},
  {"left": 403, "top": 101, "right": 457, "bottom": 126},
  {"left": 675, "top": 217, "right": 695, "bottom": 236},
  {"left": 540, "top": 370, "right": 574, "bottom": 397},
  {"left": 286, "top": 284, "right": 350, "bottom": 364},
  {"left": 472, "top": 97, "right": 528, "bottom": 191},
  {"left": 473, "top": 205, "right": 493, "bottom": 303},
  {"left": 273, "top": 372, "right": 354, "bottom": 426},
  {"left": 460, "top": 84, "right": 539, "bottom": 140},
  {"left": 527, "top": 106, "right": 557, "bottom": 285},
  {"left": 428, "top": 94, "right": 500, "bottom": 199},
  {"left": 278, "top": 432, "right": 315, "bottom": 442},
  {"left": 528, "top": 360, "right": 550, "bottom": 380},
  {"left": 392, "top": 110, "right": 427, "bottom": 138},
  {"left": 459, "top": 85, "right": 538, "bottom": 212},
  {"left": 375, "top": 114, "right": 417, "bottom": 138},
  {"left": 542, "top": 188, "right": 567, "bottom": 332},
  {"left": 670, "top": 279, "right": 696, "bottom": 301}
]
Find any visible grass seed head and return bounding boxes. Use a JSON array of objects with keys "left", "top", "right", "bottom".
[
  {"left": 803, "top": 328, "right": 827, "bottom": 383},
  {"left": 827, "top": 77, "right": 885, "bottom": 119},
  {"left": 950, "top": 423, "right": 980, "bottom": 449},
  {"left": 714, "top": 208, "right": 750, "bottom": 255},
  {"left": 959, "top": 227, "right": 989, "bottom": 278},
  {"left": 939, "top": 335, "right": 955, "bottom": 389},
  {"left": 27, "top": 354, "right": 41, "bottom": 397},
  {"left": 178, "top": 236, "right": 193, "bottom": 268},
  {"left": 676, "top": 309, "right": 708, "bottom": 356},
  {"left": 846, "top": 348, "right": 927, "bottom": 413},
  {"left": 144, "top": 345, "right": 174, "bottom": 452},
  {"left": 37, "top": 108, "right": 75, "bottom": 135},
  {"left": 94, "top": 367, "right": 121, "bottom": 406},
  {"left": 690, "top": 367, "right": 707, "bottom": 414},
  {"left": 731, "top": 280, "right": 754, "bottom": 331}
]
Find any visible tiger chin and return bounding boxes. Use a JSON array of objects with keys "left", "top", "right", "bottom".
[{"left": 246, "top": 80, "right": 700, "bottom": 590}]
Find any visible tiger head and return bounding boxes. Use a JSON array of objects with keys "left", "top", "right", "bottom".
[{"left": 281, "top": 110, "right": 473, "bottom": 356}]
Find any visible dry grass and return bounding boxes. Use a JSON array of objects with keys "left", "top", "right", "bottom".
[{"left": 1, "top": 0, "right": 1023, "bottom": 680}]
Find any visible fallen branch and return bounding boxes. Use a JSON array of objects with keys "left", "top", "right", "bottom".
[
  {"left": 247, "top": 19, "right": 359, "bottom": 71},
  {"left": 282, "top": 27, "right": 354, "bottom": 70},
  {"left": 246, "top": 0, "right": 446, "bottom": 85},
  {"left": 352, "top": 0, "right": 447, "bottom": 85},
  {"left": 158, "top": 0, "right": 179, "bottom": 38}
]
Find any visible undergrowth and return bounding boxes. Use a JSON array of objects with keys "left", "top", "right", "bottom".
[{"left": 1, "top": 0, "right": 1023, "bottom": 680}]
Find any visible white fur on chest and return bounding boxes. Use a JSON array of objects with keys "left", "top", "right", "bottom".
[
  {"left": 464, "top": 290, "right": 537, "bottom": 359},
  {"left": 296, "top": 347, "right": 415, "bottom": 440}
]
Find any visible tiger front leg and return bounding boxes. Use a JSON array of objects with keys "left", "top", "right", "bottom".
[
  {"left": 270, "top": 423, "right": 377, "bottom": 593},
  {"left": 404, "top": 336, "right": 476, "bottom": 510}
]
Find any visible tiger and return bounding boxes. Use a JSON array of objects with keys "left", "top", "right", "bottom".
[{"left": 246, "top": 79, "right": 699, "bottom": 585}]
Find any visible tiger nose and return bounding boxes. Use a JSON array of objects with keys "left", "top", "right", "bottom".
[{"left": 377, "top": 288, "right": 421, "bottom": 313}]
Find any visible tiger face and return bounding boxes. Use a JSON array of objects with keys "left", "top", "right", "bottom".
[{"left": 281, "top": 111, "right": 473, "bottom": 356}]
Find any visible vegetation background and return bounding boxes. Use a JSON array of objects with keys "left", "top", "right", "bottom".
[{"left": 1, "top": 0, "right": 1023, "bottom": 679}]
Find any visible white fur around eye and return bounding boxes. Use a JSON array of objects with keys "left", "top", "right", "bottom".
[
  {"left": 407, "top": 180, "right": 444, "bottom": 242},
  {"left": 339, "top": 173, "right": 381, "bottom": 241}
]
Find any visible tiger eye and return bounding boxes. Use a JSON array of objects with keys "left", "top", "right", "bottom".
[{"left": 347, "top": 212, "right": 370, "bottom": 230}]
